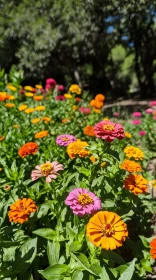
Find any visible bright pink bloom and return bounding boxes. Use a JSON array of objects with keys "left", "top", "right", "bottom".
[
  {"left": 145, "top": 108, "right": 153, "bottom": 114},
  {"left": 46, "top": 78, "right": 56, "bottom": 89},
  {"left": 139, "top": 130, "right": 146, "bottom": 136},
  {"left": 79, "top": 107, "right": 91, "bottom": 114},
  {"left": 58, "top": 85, "right": 64, "bottom": 92},
  {"left": 113, "top": 112, "right": 120, "bottom": 117},
  {"left": 31, "top": 161, "right": 64, "bottom": 183},
  {"left": 56, "top": 134, "right": 76, "bottom": 146},
  {"left": 55, "top": 95, "right": 65, "bottom": 101},
  {"left": 94, "top": 120, "right": 125, "bottom": 142},
  {"left": 65, "top": 188, "right": 101, "bottom": 216},
  {"left": 132, "top": 112, "right": 142, "bottom": 118},
  {"left": 149, "top": 101, "right": 156, "bottom": 107},
  {"left": 132, "top": 119, "right": 142, "bottom": 125},
  {"left": 45, "top": 84, "right": 51, "bottom": 90}
]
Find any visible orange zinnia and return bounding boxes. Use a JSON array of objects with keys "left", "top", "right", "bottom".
[
  {"left": 83, "top": 125, "right": 95, "bottom": 136},
  {"left": 95, "top": 94, "right": 105, "bottom": 102},
  {"left": 33, "top": 95, "right": 43, "bottom": 101},
  {"left": 150, "top": 238, "right": 156, "bottom": 259},
  {"left": 42, "top": 116, "right": 51, "bottom": 123},
  {"left": 18, "top": 142, "right": 38, "bottom": 158},
  {"left": 35, "top": 130, "right": 49, "bottom": 139},
  {"left": 0, "top": 136, "right": 4, "bottom": 141},
  {"left": 120, "top": 159, "right": 142, "bottom": 173},
  {"left": 67, "top": 139, "right": 90, "bottom": 159},
  {"left": 62, "top": 118, "right": 70, "bottom": 123},
  {"left": 124, "top": 146, "right": 144, "bottom": 160},
  {"left": 124, "top": 174, "right": 148, "bottom": 195},
  {"left": 86, "top": 211, "right": 128, "bottom": 250},
  {"left": 8, "top": 198, "right": 37, "bottom": 224}
]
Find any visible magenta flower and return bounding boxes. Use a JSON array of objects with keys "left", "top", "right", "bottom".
[
  {"left": 94, "top": 120, "right": 125, "bottom": 142},
  {"left": 55, "top": 95, "right": 65, "bottom": 101},
  {"left": 56, "top": 134, "right": 76, "bottom": 146},
  {"left": 132, "top": 119, "right": 142, "bottom": 125},
  {"left": 145, "top": 108, "right": 153, "bottom": 114},
  {"left": 113, "top": 112, "right": 120, "bottom": 117},
  {"left": 149, "top": 101, "right": 156, "bottom": 107},
  {"left": 58, "top": 85, "right": 64, "bottom": 92},
  {"left": 65, "top": 188, "right": 101, "bottom": 216},
  {"left": 139, "top": 130, "right": 146, "bottom": 136},
  {"left": 132, "top": 112, "right": 142, "bottom": 118},
  {"left": 31, "top": 161, "right": 64, "bottom": 183},
  {"left": 46, "top": 78, "right": 56, "bottom": 89},
  {"left": 79, "top": 107, "right": 91, "bottom": 114}
]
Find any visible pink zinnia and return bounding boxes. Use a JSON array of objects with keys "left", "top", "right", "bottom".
[
  {"left": 56, "top": 134, "right": 76, "bottom": 146},
  {"left": 113, "top": 112, "right": 120, "bottom": 117},
  {"left": 149, "top": 101, "right": 156, "bottom": 107},
  {"left": 132, "top": 119, "right": 142, "bottom": 125},
  {"left": 46, "top": 78, "right": 56, "bottom": 88},
  {"left": 55, "top": 95, "right": 65, "bottom": 101},
  {"left": 145, "top": 108, "right": 153, "bottom": 114},
  {"left": 79, "top": 107, "right": 91, "bottom": 114},
  {"left": 58, "top": 85, "right": 64, "bottom": 92},
  {"left": 65, "top": 188, "right": 101, "bottom": 216},
  {"left": 94, "top": 120, "right": 125, "bottom": 142},
  {"left": 132, "top": 112, "right": 142, "bottom": 118},
  {"left": 139, "top": 130, "right": 146, "bottom": 136},
  {"left": 31, "top": 161, "right": 64, "bottom": 183}
]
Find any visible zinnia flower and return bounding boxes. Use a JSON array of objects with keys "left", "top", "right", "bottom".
[
  {"left": 64, "top": 93, "right": 72, "bottom": 99},
  {"left": 65, "top": 188, "right": 101, "bottom": 216},
  {"left": 132, "top": 112, "right": 142, "bottom": 118},
  {"left": 86, "top": 211, "right": 128, "bottom": 250},
  {"left": 31, "top": 161, "right": 64, "bottom": 182},
  {"left": 95, "top": 94, "right": 105, "bottom": 102},
  {"left": 42, "top": 116, "right": 51, "bottom": 123},
  {"left": 35, "top": 84, "right": 43, "bottom": 89},
  {"left": 113, "top": 112, "right": 120, "bottom": 117},
  {"left": 67, "top": 139, "right": 90, "bottom": 159},
  {"left": 46, "top": 78, "right": 56, "bottom": 88},
  {"left": 132, "top": 119, "right": 142, "bottom": 125},
  {"left": 57, "top": 85, "right": 64, "bottom": 92},
  {"left": 83, "top": 126, "right": 95, "bottom": 136},
  {"left": 7, "top": 85, "right": 17, "bottom": 91},
  {"left": 94, "top": 120, "right": 125, "bottom": 142},
  {"left": 5, "top": 103, "right": 15, "bottom": 108},
  {"left": 0, "top": 92, "right": 7, "bottom": 101},
  {"left": 35, "top": 106, "right": 45, "bottom": 111},
  {"left": 56, "top": 134, "right": 76, "bottom": 146},
  {"left": 124, "top": 174, "right": 148, "bottom": 195},
  {"left": 124, "top": 132, "right": 132, "bottom": 138},
  {"left": 145, "top": 108, "right": 153, "bottom": 114},
  {"left": 6, "top": 94, "right": 15, "bottom": 100},
  {"left": 18, "top": 142, "right": 38, "bottom": 158},
  {"left": 69, "top": 84, "right": 81, "bottom": 95},
  {"left": 79, "top": 107, "right": 91, "bottom": 114},
  {"left": 55, "top": 95, "right": 65, "bottom": 101},
  {"left": 94, "top": 109, "right": 101, "bottom": 114},
  {"left": 139, "top": 130, "right": 146, "bottom": 136},
  {"left": 25, "top": 92, "right": 34, "bottom": 97},
  {"left": 31, "top": 118, "right": 41, "bottom": 124},
  {"left": 19, "top": 104, "right": 28, "bottom": 111},
  {"left": 124, "top": 146, "right": 144, "bottom": 160},
  {"left": 35, "top": 130, "right": 49, "bottom": 139},
  {"left": 8, "top": 198, "right": 37, "bottom": 224},
  {"left": 150, "top": 238, "right": 156, "bottom": 259},
  {"left": 0, "top": 136, "right": 4, "bottom": 141},
  {"left": 120, "top": 159, "right": 142, "bottom": 173},
  {"left": 62, "top": 118, "right": 70, "bottom": 123},
  {"left": 25, "top": 108, "right": 35, "bottom": 114},
  {"left": 149, "top": 101, "right": 156, "bottom": 107},
  {"left": 24, "top": 86, "right": 35, "bottom": 91},
  {"left": 33, "top": 95, "right": 43, "bottom": 101},
  {"left": 13, "top": 124, "right": 19, "bottom": 129}
]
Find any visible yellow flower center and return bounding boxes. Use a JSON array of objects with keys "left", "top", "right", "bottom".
[
  {"left": 78, "top": 194, "right": 93, "bottom": 205},
  {"left": 101, "top": 223, "right": 115, "bottom": 237},
  {"left": 103, "top": 125, "right": 114, "bottom": 131},
  {"left": 62, "top": 137, "right": 69, "bottom": 141},
  {"left": 40, "top": 163, "right": 52, "bottom": 176}
]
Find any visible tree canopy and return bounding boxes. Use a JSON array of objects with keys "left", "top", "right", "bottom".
[{"left": 0, "top": 0, "right": 156, "bottom": 98}]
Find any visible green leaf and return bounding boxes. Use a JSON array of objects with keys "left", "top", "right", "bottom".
[
  {"left": 139, "top": 235, "right": 149, "bottom": 248},
  {"left": 71, "top": 253, "right": 97, "bottom": 275},
  {"left": 69, "top": 241, "right": 82, "bottom": 252},
  {"left": 118, "top": 259, "right": 136, "bottom": 280},
  {"left": 72, "top": 271, "right": 83, "bottom": 280},
  {"left": 102, "top": 250, "right": 125, "bottom": 265},
  {"left": 13, "top": 238, "right": 37, "bottom": 274},
  {"left": 47, "top": 241, "right": 60, "bottom": 265},
  {"left": 39, "top": 264, "right": 69, "bottom": 280},
  {"left": 33, "top": 228, "right": 56, "bottom": 240}
]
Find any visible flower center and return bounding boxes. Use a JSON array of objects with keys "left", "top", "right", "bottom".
[
  {"left": 62, "top": 137, "right": 69, "bottom": 141},
  {"left": 19, "top": 205, "right": 25, "bottom": 212},
  {"left": 78, "top": 194, "right": 93, "bottom": 205},
  {"left": 103, "top": 125, "right": 114, "bottom": 131},
  {"left": 41, "top": 163, "right": 52, "bottom": 176},
  {"left": 101, "top": 223, "right": 115, "bottom": 237}
]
